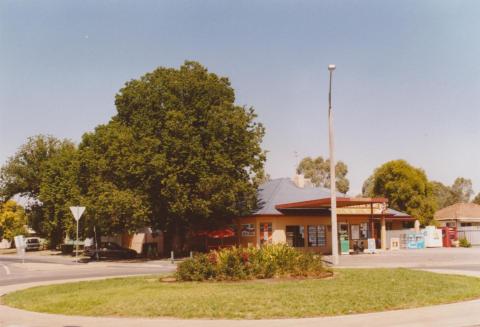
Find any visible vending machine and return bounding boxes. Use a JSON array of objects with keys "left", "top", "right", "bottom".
[{"left": 339, "top": 223, "right": 350, "bottom": 254}]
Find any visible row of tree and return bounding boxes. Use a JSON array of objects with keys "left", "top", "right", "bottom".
[{"left": 0, "top": 62, "right": 266, "bottom": 251}]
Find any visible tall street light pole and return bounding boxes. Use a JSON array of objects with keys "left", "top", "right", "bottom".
[{"left": 328, "top": 64, "right": 339, "bottom": 265}]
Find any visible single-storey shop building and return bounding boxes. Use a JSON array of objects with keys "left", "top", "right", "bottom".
[{"left": 235, "top": 178, "right": 415, "bottom": 254}]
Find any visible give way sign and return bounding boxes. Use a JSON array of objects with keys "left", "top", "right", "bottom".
[{"left": 70, "top": 206, "right": 86, "bottom": 221}]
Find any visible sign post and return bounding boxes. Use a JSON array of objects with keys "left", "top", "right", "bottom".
[
  {"left": 70, "top": 206, "right": 86, "bottom": 263},
  {"left": 14, "top": 235, "right": 26, "bottom": 263}
]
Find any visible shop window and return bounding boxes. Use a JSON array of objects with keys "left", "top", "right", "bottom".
[
  {"left": 308, "top": 225, "right": 326, "bottom": 247},
  {"left": 260, "top": 222, "right": 272, "bottom": 245},
  {"left": 286, "top": 225, "right": 305, "bottom": 247},
  {"left": 386, "top": 222, "right": 393, "bottom": 231},
  {"left": 351, "top": 224, "right": 360, "bottom": 240},
  {"left": 402, "top": 221, "right": 414, "bottom": 229},
  {"left": 241, "top": 223, "right": 255, "bottom": 237},
  {"left": 461, "top": 223, "right": 472, "bottom": 227}
]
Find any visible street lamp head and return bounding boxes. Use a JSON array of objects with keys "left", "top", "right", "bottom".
[{"left": 328, "top": 64, "right": 336, "bottom": 71}]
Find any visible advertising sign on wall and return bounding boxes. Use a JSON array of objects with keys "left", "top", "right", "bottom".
[{"left": 241, "top": 224, "right": 255, "bottom": 237}]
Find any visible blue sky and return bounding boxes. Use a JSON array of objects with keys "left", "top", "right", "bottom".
[{"left": 1, "top": 0, "right": 479, "bottom": 195}]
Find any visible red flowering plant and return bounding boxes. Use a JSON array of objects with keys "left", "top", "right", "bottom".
[
  {"left": 208, "top": 251, "right": 218, "bottom": 264},
  {"left": 240, "top": 251, "right": 249, "bottom": 263}
]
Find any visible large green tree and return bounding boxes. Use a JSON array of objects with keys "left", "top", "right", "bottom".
[
  {"left": 0, "top": 135, "right": 77, "bottom": 246},
  {"left": 0, "top": 135, "right": 64, "bottom": 201},
  {"left": 82, "top": 61, "right": 266, "bottom": 251},
  {"left": 0, "top": 200, "right": 27, "bottom": 241},
  {"left": 431, "top": 178, "right": 474, "bottom": 210},
  {"left": 296, "top": 156, "right": 350, "bottom": 193},
  {"left": 450, "top": 177, "right": 474, "bottom": 203},
  {"left": 1, "top": 62, "right": 266, "bottom": 251},
  {"left": 363, "top": 159, "right": 436, "bottom": 225}
]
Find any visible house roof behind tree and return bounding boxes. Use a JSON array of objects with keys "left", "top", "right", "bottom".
[{"left": 435, "top": 203, "right": 480, "bottom": 221}]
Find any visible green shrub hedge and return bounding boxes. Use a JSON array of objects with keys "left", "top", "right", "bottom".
[
  {"left": 459, "top": 238, "right": 472, "bottom": 248},
  {"left": 176, "top": 244, "right": 327, "bottom": 281}
]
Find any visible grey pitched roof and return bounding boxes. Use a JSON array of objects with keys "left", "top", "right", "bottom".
[
  {"left": 254, "top": 178, "right": 411, "bottom": 218},
  {"left": 255, "top": 178, "right": 344, "bottom": 215},
  {"left": 386, "top": 208, "right": 411, "bottom": 218}
]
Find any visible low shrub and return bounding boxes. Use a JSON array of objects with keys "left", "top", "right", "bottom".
[
  {"left": 176, "top": 253, "right": 218, "bottom": 281},
  {"left": 459, "top": 238, "right": 471, "bottom": 248},
  {"left": 176, "top": 244, "right": 327, "bottom": 281}
]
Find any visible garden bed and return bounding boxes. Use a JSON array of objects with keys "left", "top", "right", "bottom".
[{"left": 176, "top": 244, "right": 329, "bottom": 281}]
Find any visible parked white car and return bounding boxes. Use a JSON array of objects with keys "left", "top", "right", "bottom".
[{"left": 25, "top": 237, "right": 41, "bottom": 251}]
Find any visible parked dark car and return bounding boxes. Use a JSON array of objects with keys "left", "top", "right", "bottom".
[{"left": 84, "top": 242, "right": 137, "bottom": 260}]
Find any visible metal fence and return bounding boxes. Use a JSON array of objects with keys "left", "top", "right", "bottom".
[{"left": 458, "top": 226, "right": 480, "bottom": 245}]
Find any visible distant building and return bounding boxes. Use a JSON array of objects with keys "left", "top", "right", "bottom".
[{"left": 435, "top": 203, "right": 480, "bottom": 227}]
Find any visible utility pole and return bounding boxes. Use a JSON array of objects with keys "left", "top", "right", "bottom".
[{"left": 328, "top": 64, "right": 339, "bottom": 265}]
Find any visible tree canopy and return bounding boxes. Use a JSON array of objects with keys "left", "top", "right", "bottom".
[
  {"left": 77, "top": 121, "right": 151, "bottom": 237},
  {"left": 473, "top": 193, "right": 480, "bottom": 205},
  {"left": 0, "top": 62, "right": 266, "bottom": 251},
  {"left": 362, "top": 159, "right": 436, "bottom": 225},
  {"left": 79, "top": 61, "right": 265, "bottom": 251},
  {"left": 0, "top": 135, "right": 65, "bottom": 201},
  {"left": 431, "top": 178, "right": 474, "bottom": 210},
  {"left": 37, "top": 140, "right": 82, "bottom": 246},
  {"left": 296, "top": 156, "right": 350, "bottom": 194},
  {"left": 0, "top": 135, "right": 79, "bottom": 246},
  {"left": 0, "top": 200, "right": 27, "bottom": 241},
  {"left": 431, "top": 181, "right": 455, "bottom": 209},
  {"left": 450, "top": 177, "right": 474, "bottom": 203}
]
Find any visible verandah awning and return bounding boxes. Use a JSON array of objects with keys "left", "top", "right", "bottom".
[
  {"left": 275, "top": 197, "right": 388, "bottom": 210},
  {"left": 274, "top": 197, "right": 414, "bottom": 220}
]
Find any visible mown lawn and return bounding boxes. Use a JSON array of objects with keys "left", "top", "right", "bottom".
[{"left": 3, "top": 269, "right": 480, "bottom": 319}]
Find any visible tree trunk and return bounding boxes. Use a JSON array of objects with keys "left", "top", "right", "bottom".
[{"left": 170, "top": 221, "right": 186, "bottom": 256}]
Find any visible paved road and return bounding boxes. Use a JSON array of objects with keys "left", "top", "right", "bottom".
[{"left": 0, "top": 253, "right": 176, "bottom": 286}]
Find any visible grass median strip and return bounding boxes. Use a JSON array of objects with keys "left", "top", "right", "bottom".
[{"left": 3, "top": 268, "right": 480, "bottom": 319}]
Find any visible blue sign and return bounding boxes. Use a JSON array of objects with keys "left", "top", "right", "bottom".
[{"left": 406, "top": 233, "right": 425, "bottom": 249}]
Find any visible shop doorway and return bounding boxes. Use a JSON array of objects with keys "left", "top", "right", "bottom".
[{"left": 286, "top": 225, "right": 305, "bottom": 247}]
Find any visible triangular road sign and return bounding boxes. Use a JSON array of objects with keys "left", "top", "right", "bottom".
[{"left": 70, "top": 206, "right": 86, "bottom": 221}]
